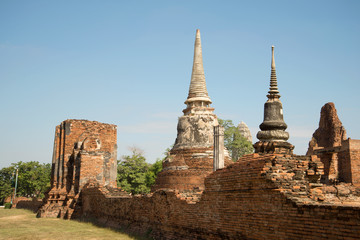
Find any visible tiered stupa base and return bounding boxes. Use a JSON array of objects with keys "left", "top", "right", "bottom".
[
  {"left": 152, "top": 147, "right": 232, "bottom": 192},
  {"left": 254, "top": 141, "right": 294, "bottom": 155}
]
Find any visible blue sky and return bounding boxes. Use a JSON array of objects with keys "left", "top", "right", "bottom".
[{"left": 1, "top": 1, "right": 359, "bottom": 168}]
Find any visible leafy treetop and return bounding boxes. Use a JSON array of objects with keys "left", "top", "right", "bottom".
[
  {"left": 218, "top": 119, "right": 254, "bottom": 161},
  {"left": 117, "top": 148, "right": 163, "bottom": 194},
  {"left": 0, "top": 161, "right": 51, "bottom": 205}
]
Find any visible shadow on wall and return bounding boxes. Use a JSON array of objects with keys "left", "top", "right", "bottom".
[{"left": 15, "top": 197, "right": 43, "bottom": 213}]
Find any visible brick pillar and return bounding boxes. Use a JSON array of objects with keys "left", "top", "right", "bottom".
[
  {"left": 58, "top": 122, "right": 65, "bottom": 188},
  {"left": 52, "top": 126, "right": 60, "bottom": 188},
  {"left": 349, "top": 139, "right": 360, "bottom": 185}
]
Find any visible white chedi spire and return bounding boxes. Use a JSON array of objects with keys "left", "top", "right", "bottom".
[
  {"left": 184, "top": 29, "right": 212, "bottom": 113},
  {"left": 174, "top": 29, "right": 218, "bottom": 150}
]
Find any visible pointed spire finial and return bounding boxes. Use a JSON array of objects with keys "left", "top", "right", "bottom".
[
  {"left": 267, "top": 45, "right": 280, "bottom": 100},
  {"left": 271, "top": 45, "right": 275, "bottom": 69},
  {"left": 184, "top": 29, "right": 212, "bottom": 113}
]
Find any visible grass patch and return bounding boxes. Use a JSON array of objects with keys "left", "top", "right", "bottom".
[{"left": 0, "top": 209, "right": 137, "bottom": 240}]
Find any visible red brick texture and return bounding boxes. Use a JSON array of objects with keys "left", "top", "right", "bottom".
[
  {"left": 80, "top": 154, "right": 360, "bottom": 239},
  {"left": 152, "top": 147, "right": 232, "bottom": 192}
]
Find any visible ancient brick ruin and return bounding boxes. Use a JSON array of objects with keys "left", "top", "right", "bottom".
[
  {"left": 307, "top": 102, "right": 360, "bottom": 186},
  {"left": 38, "top": 119, "right": 118, "bottom": 218},
  {"left": 38, "top": 30, "right": 360, "bottom": 239}
]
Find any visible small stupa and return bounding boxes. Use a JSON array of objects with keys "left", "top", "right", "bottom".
[
  {"left": 237, "top": 121, "right": 252, "bottom": 142},
  {"left": 253, "top": 46, "right": 294, "bottom": 154}
]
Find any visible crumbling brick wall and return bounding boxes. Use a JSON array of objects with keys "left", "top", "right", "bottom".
[
  {"left": 81, "top": 153, "right": 360, "bottom": 239},
  {"left": 15, "top": 197, "right": 43, "bottom": 213},
  {"left": 38, "top": 108, "right": 360, "bottom": 239}
]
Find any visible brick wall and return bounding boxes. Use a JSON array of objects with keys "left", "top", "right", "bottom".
[
  {"left": 81, "top": 154, "right": 360, "bottom": 239},
  {"left": 15, "top": 197, "right": 43, "bottom": 212},
  {"left": 349, "top": 139, "right": 360, "bottom": 185},
  {"left": 338, "top": 139, "right": 352, "bottom": 183}
]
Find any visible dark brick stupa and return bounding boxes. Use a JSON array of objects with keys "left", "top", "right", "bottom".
[{"left": 254, "top": 46, "right": 294, "bottom": 154}]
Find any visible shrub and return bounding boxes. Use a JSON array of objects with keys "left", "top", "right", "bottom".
[{"left": 4, "top": 203, "right": 12, "bottom": 209}]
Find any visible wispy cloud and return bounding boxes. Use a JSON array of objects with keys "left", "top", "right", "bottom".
[
  {"left": 118, "top": 121, "right": 176, "bottom": 134},
  {"left": 118, "top": 111, "right": 180, "bottom": 134},
  {"left": 287, "top": 126, "right": 314, "bottom": 139},
  {"left": 0, "top": 43, "right": 45, "bottom": 55},
  {"left": 150, "top": 112, "right": 180, "bottom": 119},
  {"left": 248, "top": 125, "right": 314, "bottom": 142}
]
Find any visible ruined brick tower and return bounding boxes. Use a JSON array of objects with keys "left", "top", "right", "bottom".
[
  {"left": 38, "top": 119, "right": 117, "bottom": 218},
  {"left": 307, "top": 102, "right": 360, "bottom": 185},
  {"left": 152, "top": 29, "right": 230, "bottom": 192},
  {"left": 254, "top": 46, "right": 294, "bottom": 154}
]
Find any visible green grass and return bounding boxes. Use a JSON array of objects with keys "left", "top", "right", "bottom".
[{"left": 0, "top": 209, "right": 137, "bottom": 240}]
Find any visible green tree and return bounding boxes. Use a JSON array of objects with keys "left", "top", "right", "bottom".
[
  {"left": 231, "top": 132, "right": 254, "bottom": 161},
  {"left": 117, "top": 148, "right": 151, "bottom": 194},
  {"left": 0, "top": 166, "right": 15, "bottom": 205},
  {"left": 0, "top": 161, "right": 51, "bottom": 204},
  {"left": 15, "top": 161, "right": 51, "bottom": 198},
  {"left": 117, "top": 147, "right": 165, "bottom": 194},
  {"left": 218, "top": 119, "right": 254, "bottom": 161},
  {"left": 145, "top": 146, "right": 171, "bottom": 189},
  {"left": 145, "top": 158, "right": 163, "bottom": 189}
]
